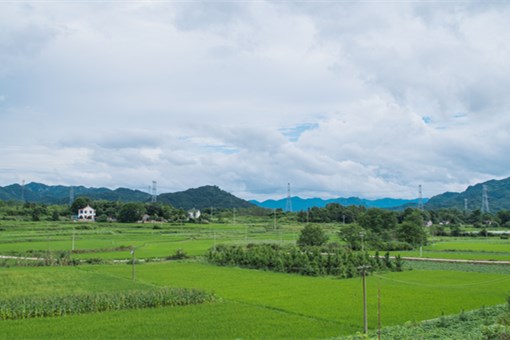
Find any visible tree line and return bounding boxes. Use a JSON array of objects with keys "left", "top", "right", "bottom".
[{"left": 207, "top": 242, "right": 403, "bottom": 278}]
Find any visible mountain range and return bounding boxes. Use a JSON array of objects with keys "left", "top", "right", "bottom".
[
  {"left": 0, "top": 183, "right": 254, "bottom": 211},
  {"left": 425, "top": 177, "right": 510, "bottom": 212},
  {"left": 250, "top": 196, "right": 425, "bottom": 211},
  {"left": 1, "top": 176, "right": 510, "bottom": 212}
]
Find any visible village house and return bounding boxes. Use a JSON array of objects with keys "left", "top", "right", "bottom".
[
  {"left": 77, "top": 205, "right": 96, "bottom": 221},
  {"left": 188, "top": 208, "right": 201, "bottom": 220}
]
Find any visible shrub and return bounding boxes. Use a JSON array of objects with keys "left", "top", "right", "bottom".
[
  {"left": 297, "top": 225, "right": 328, "bottom": 248},
  {"left": 207, "top": 244, "right": 399, "bottom": 278}
]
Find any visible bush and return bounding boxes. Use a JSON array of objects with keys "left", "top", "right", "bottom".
[
  {"left": 166, "top": 249, "right": 188, "bottom": 260},
  {"left": 297, "top": 225, "right": 328, "bottom": 248},
  {"left": 377, "top": 241, "right": 413, "bottom": 251}
]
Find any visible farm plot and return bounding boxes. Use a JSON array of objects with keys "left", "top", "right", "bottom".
[
  {"left": 86, "top": 261, "right": 510, "bottom": 336},
  {"left": 0, "top": 261, "right": 509, "bottom": 338},
  {"left": 383, "top": 237, "right": 510, "bottom": 261},
  {"left": 0, "top": 221, "right": 307, "bottom": 261}
]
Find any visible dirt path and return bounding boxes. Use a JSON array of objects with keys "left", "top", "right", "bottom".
[
  {"left": 399, "top": 256, "right": 510, "bottom": 265},
  {"left": 0, "top": 255, "right": 45, "bottom": 261}
]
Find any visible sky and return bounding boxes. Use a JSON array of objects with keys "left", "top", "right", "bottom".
[{"left": 1, "top": 1, "right": 510, "bottom": 201}]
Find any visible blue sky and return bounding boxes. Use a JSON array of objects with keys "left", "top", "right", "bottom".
[{"left": 1, "top": 1, "right": 510, "bottom": 201}]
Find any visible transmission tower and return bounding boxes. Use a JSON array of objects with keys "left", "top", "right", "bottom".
[
  {"left": 418, "top": 184, "right": 424, "bottom": 211},
  {"left": 21, "top": 180, "right": 25, "bottom": 202},
  {"left": 481, "top": 185, "right": 490, "bottom": 213},
  {"left": 464, "top": 198, "right": 468, "bottom": 214},
  {"left": 285, "top": 182, "right": 293, "bottom": 212},
  {"left": 151, "top": 181, "right": 157, "bottom": 203},
  {"left": 69, "top": 187, "right": 74, "bottom": 206}
]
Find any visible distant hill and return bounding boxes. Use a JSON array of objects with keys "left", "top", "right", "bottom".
[
  {"left": 0, "top": 182, "right": 151, "bottom": 204},
  {"left": 425, "top": 177, "right": 510, "bottom": 212},
  {"left": 251, "top": 196, "right": 425, "bottom": 211},
  {"left": 0, "top": 182, "right": 255, "bottom": 210},
  {"left": 158, "top": 185, "right": 255, "bottom": 210}
]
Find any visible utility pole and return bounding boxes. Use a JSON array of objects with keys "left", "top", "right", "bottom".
[
  {"left": 378, "top": 287, "right": 381, "bottom": 340},
  {"left": 358, "top": 265, "right": 371, "bottom": 334},
  {"left": 131, "top": 248, "right": 136, "bottom": 281},
  {"left": 273, "top": 208, "right": 276, "bottom": 231},
  {"left": 72, "top": 226, "right": 75, "bottom": 251}
]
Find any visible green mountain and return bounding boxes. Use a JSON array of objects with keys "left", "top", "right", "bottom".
[
  {"left": 158, "top": 185, "right": 255, "bottom": 210},
  {"left": 0, "top": 182, "right": 255, "bottom": 210},
  {"left": 425, "top": 177, "right": 510, "bottom": 212},
  {"left": 0, "top": 182, "right": 151, "bottom": 204}
]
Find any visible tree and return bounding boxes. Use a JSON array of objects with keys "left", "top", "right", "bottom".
[
  {"left": 396, "top": 210, "right": 427, "bottom": 246},
  {"left": 358, "top": 209, "right": 397, "bottom": 234},
  {"left": 70, "top": 197, "right": 92, "bottom": 215},
  {"left": 297, "top": 225, "right": 328, "bottom": 248},
  {"left": 339, "top": 224, "right": 366, "bottom": 250},
  {"left": 118, "top": 203, "right": 145, "bottom": 223}
]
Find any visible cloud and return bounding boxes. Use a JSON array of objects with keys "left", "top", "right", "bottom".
[{"left": 1, "top": 2, "right": 510, "bottom": 201}]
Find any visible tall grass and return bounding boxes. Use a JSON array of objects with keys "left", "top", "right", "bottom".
[{"left": 0, "top": 288, "right": 215, "bottom": 320}]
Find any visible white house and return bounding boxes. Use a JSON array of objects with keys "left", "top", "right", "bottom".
[
  {"left": 78, "top": 205, "right": 96, "bottom": 221},
  {"left": 188, "top": 208, "right": 201, "bottom": 220}
]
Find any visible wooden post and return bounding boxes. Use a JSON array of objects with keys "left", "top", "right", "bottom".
[
  {"left": 378, "top": 287, "right": 381, "bottom": 340},
  {"left": 358, "top": 265, "right": 371, "bottom": 334}
]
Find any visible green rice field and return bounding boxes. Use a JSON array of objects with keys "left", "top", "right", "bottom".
[{"left": 0, "top": 220, "right": 509, "bottom": 338}]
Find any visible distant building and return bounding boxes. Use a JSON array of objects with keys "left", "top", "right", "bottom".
[
  {"left": 77, "top": 205, "right": 96, "bottom": 221},
  {"left": 188, "top": 208, "right": 201, "bottom": 220}
]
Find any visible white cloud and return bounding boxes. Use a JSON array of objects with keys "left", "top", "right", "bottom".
[{"left": 1, "top": 2, "right": 510, "bottom": 201}]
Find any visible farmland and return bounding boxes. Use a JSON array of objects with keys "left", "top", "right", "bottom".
[{"left": 0, "top": 219, "right": 509, "bottom": 339}]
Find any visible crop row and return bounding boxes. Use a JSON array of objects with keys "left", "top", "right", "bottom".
[{"left": 0, "top": 287, "right": 215, "bottom": 320}]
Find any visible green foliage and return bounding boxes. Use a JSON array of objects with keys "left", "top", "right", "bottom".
[
  {"left": 339, "top": 223, "right": 365, "bottom": 250},
  {"left": 207, "top": 244, "right": 397, "bottom": 278},
  {"left": 117, "top": 203, "right": 145, "bottom": 223},
  {"left": 358, "top": 208, "right": 397, "bottom": 234},
  {"left": 352, "top": 304, "right": 510, "bottom": 340},
  {"left": 297, "top": 204, "right": 364, "bottom": 224},
  {"left": 297, "top": 224, "right": 328, "bottom": 247},
  {"left": 394, "top": 210, "right": 427, "bottom": 246},
  {"left": 70, "top": 197, "right": 92, "bottom": 215},
  {"left": 166, "top": 248, "right": 188, "bottom": 260}
]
